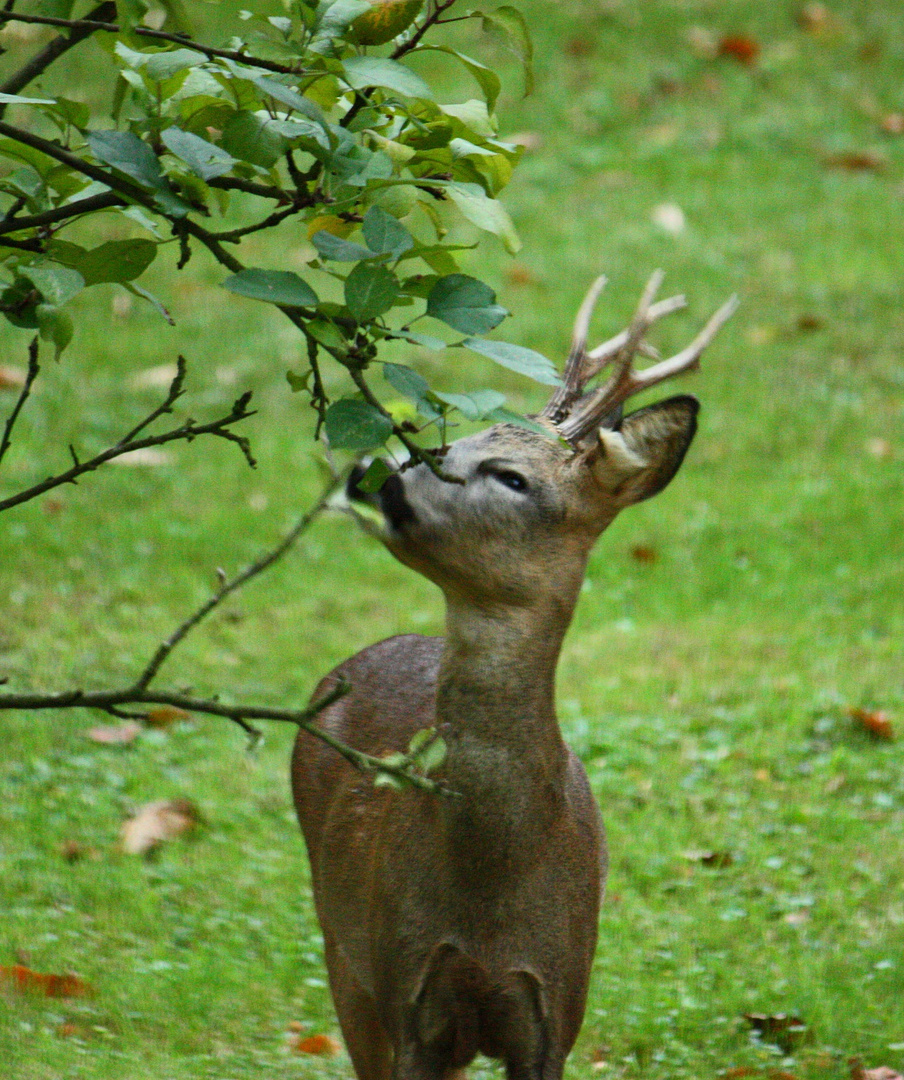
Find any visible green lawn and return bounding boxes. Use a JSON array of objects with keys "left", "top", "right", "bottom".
[{"left": 2, "top": 1, "right": 903, "bottom": 1078}]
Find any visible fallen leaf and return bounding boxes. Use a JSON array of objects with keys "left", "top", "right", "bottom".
[
  {"left": 880, "top": 113, "right": 904, "bottom": 135},
  {"left": 866, "top": 438, "right": 892, "bottom": 459},
  {"left": 144, "top": 706, "right": 191, "bottom": 728},
  {"left": 784, "top": 910, "right": 810, "bottom": 926},
  {"left": 57, "top": 1022, "right": 91, "bottom": 1038},
  {"left": 722, "top": 1069, "right": 758, "bottom": 1079},
  {"left": 0, "top": 365, "right": 27, "bottom": 389},
  {"left": 505, "top": 131, "right": 542, "bottom": 151},
  {"left": 129, "top": 362, "right": 179, "bottom": 389},
  {"left": 87, "top": 721, "right": 142, "bottom": 745},
  {"left": 745, "top": 1014, "right": 808, "bottom": 1052},
  {"left": 651, "top": 202, "right": 686, "bottom": 235},
  {"left": 111, "top": 447, "right": 174, "bottom": 467},
  {"left": 564, "top": 36, "right": 593, "bottom": 58},
  {"left": 797, "top": 3, "right": 831, "bottom": 31},
  {"left": 631, "top": 545, "right": 657, "bottom": 564},
  {"left": 683, "top": 849, "right": 734, "bottom": 868},
  {"left": 754, "top": 768, "right": 771, "bottom": 782},
  {"left": 505, "top": 263, "right": 538, "bottom": 287},
  {"left": 824, "top": 774, "right": 846, "bottom": 793},
  {"left": 0, "top": 965, "right": 92, "bottom": 998},
  {"left": 120, "top": 798, "right": 199, "bottom": 856},
  {"left": 293, "top": 1033, "right": 342, "bottom": 1056},
  {"left": 687, "top": 25, "right": 718, "bottom": 59},
  {"left": 59, "top": 840, "right": 100, "bottom": 863},
  {"left": 824, "top": 151, "right": 886, "bottom": 172},
  {"left": 718, "top": 34, "right": 761, "bottom": 66},
  {"left": 862, "top": 1070, "right": 903, "bottom": 1080},
  {"left": 796, "top": 313, "right": 823, "bottom": 331},
  {"left": 849, "top": 707, "right": 894, "bottom": 741}
]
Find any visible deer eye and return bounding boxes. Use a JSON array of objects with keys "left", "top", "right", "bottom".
[{"left": 491, "top": 469, "right": 528, "bottom": 493}]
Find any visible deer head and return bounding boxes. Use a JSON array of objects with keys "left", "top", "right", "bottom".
[{"left": 355, "top": 273, "right": 737, "bottom": 616}]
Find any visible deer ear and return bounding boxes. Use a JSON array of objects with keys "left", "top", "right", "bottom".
[{"left": 589, "top": 395, "right": 699, "bottom": 507}]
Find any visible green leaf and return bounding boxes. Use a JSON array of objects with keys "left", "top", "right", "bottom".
[
  {"left": 418, "top": 734, "right": 446, "bottom": 773},
  {"left": 356, "top": 457, "right": 393, "bottom": 493},
  {"left": 223, "top": 269, "right": 318, "bottom": 308},
  {"left": 345, "top": 263, "right": 399, "bottom": 323},
  {"left": 247, "top": 76, "right": 329, "bottom": 128},
  {"left": 362, "top": 206, "right": 414, "bottom": 259},
  {"left": 310, "top": 0, "right": 372, "bottom": 53},
  {"left": 161, "top": 127, "right": 237, "bottom": 180},
  {"left": 393, "top": 330, "right": 448, "bottom": 351},
  {"left": 434, "top": 389, "right": 506, "bottom": 420},
  {"left": 481, "top": 5, "right": 534, "bottom": 95},
  {"left": 220, "top": 112, "right": 285, "bottom": 169},
  {"left": 311, "top": 231, "right": 378, "bottom": 262},
  {"left": 462, "top": 337, "right": 561, "bottom": 386},
  {"left": 414, "top": 47, "right": 501, "bottom": 111},
  {"left": 143, "top": 49, "right": 205, "bottom": 81},
  {"left": 0, "top": 93, "right": 57, "bottom": 105},
  {"left": 324, "top": 398, "right": 393, "bottom": 450},
  {"left": 124, "top": 282, "right": 175, "bottom": 324},
  {"left": 36, "top": 304, "right": 73, "bottom": 358},
  {"left": 445, "top": 181, "right": 521, "bottom": 254},
  {"left": 341, "top": 57, "right": 434, "bottom": 101},
  {"left": 383, "top": 362, "right": 429, "bottom": 401},
  {"left": 426, "top": 274, "right": 507, "bottom": 335},
  {"left": 22, "top": 265, "right": 84, "bottom": 306},
  {"left": 88, "top": 130, "right": 164, "bottom": 189},
  {"left": 74, "top": 239, "right": 158, "bottom": 285}
]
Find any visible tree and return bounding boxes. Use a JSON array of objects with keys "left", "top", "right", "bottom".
[{"left": 0, "top": 0, "right": 544, "bottom": 786}]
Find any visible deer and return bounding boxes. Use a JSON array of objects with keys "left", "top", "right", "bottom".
[{"left": 291, "top": 271, "right": 737, "bottom": 1080}]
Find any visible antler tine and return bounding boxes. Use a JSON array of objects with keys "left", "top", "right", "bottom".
[
  {"left": 541, "top": 274, "right": 607, "bottom": 422},
  {"left": 583, "top": 293, "right": 687, "bottom": 380},
  {"left": 557, "top": 289, "right": 739, "bottom": 446}
]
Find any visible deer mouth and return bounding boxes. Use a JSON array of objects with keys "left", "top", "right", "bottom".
[{"left": 347, "top": 466, "right": 417, "bottom": 532}]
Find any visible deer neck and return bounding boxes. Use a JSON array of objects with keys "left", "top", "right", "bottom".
[{"left": 437, "top": 592, "right": 577, "bottom": 769}]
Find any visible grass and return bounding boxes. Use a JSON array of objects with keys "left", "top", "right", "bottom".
[{"left": 1, "top": 0, "right": 903, "bottom": 1077}]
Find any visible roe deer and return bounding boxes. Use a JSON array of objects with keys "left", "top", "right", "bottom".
[{"left": 292, "top": 273, "right": 737, "bottom": 1080}]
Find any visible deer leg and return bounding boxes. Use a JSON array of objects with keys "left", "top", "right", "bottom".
[{"left": 324, "top": 935, "right": 393, "bottom": 1080}]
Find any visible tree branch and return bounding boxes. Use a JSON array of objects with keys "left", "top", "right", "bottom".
[
  {"left": 0, "top": 363, "right": 256, "bottom": 513},
  {"left": 391, "top": 0, "right": 461, "bottom": 59},
  {"left": 0, "top": 192, "right": 125, "bottom": 237},
  {"left": 0, "top": 9, "right": 310, "bottom": 77},
  {"left": 0, "top": 335, "right": 39, "bottom": 467},
  {"left": 0, "top": 2, "right": 115, "bottom": 111}
]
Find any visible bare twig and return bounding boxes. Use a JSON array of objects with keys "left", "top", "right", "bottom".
[
  {"left": 0, "top": 9, "right": 309, "bottom": 77},
  {"left": 134, "top": 474, "right": 344, "bottom": 691},
  {"left": 0, "top": 335, "right": 39, "bottom": 467},
  {"left": 0, "top": 371, "right": 256, "bottom": 513}
]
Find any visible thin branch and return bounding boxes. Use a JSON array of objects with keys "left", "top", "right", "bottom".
[
  {"left": 206, "top": 176, "right": 291, "bottom": 202},
  {"left": 0, "top": 2, "right": 115, "bottom": 110},
  {"left": 115, "top": 355, "right": 187, "bottom": 445},
  {"left": 391, "top": 0, "right": 460, "bottom": 59},
  {"left": 0, "top": 380, "right": 256, "bottom": 513},
  {"left": 208, "top": 202, "right": 301, "bottom": 242},
  {"left": 134, "top": 474, "right": 344, "bottom": 691},
  {"left": 0, "top": 335, "right": 39, "bottom": 467},
  {"left": 0, "top": 10, "right": 309, "bottom": 77},
  {"left": 0, "top": 192, "right": 125, "bottom": 237}
]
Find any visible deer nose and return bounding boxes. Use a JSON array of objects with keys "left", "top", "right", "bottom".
[{"left": 379, "top": 472, "right": 417, "bottom": 531}]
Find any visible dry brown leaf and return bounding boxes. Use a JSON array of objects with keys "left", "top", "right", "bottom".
[
  {"left": 0, "top": 365, "right": 27, "bottom": 389},
  {"left": 87, "top": 721, "right": 142, "bottom": 745},
  {"left": 120, "top": 798, "right": 199, "bottom": 856},
  {"left": 825, "top": 150, "right": 886, "bottom": 172},
  {"left": 682, "top": 849, "right": 734, "bottom": 868},
  {"left": 631, "top": 545, "right": 657, "bottom": 564},
  {"left": 505, "top": 263, "right": 538, "bottom": 287},
  {"left": 293, "top": 1033, "right": 342, "bottom": 1056},
  {"left": 0, "top": 965, "right": 92, "bottom": 998},
  {"left": 721, "top": 1069, "right": 758, "bottom": 1079},
  {"left": 144, "top": 706, "right": 191, "bottom": 728},
  {"left": 881, "top": 113, "right": 904, "bottom": 135},
  {"left": 59, "top": 840, "right": 100, "bottom": 863},
  {"left": 798, "top": 3, "right": 831, "bottom": 31},
  {"left": 797, "top": 314, "right": 824, "bottom": 331},
  {"left": 849, "top": 707, "right": 895, "bottom": 741},
  {"left": 687, "top": 26, "right": 718, "bottom": 60},
  {"left": 718, "top": 34, "right": 761, "bottom": 66},
  {"left": 745, "top": 1013, "right": 807, "bottom": 1052}
]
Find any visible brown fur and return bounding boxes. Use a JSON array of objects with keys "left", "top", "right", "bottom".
[{"left": 291, "top": 397, "right": 698, "bottom": 1080}]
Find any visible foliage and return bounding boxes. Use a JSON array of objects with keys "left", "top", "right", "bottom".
[{"left": 0, "top": 0, "right": 544, "bottom": 471}]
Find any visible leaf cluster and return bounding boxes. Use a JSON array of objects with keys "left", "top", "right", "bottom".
[{"left": 0, "top": 0, "right": 553, "bottom": 464}]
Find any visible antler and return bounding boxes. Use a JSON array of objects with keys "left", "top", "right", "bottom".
[{"left": 542, "top": 272, "right": 739, "bottom": 446}]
